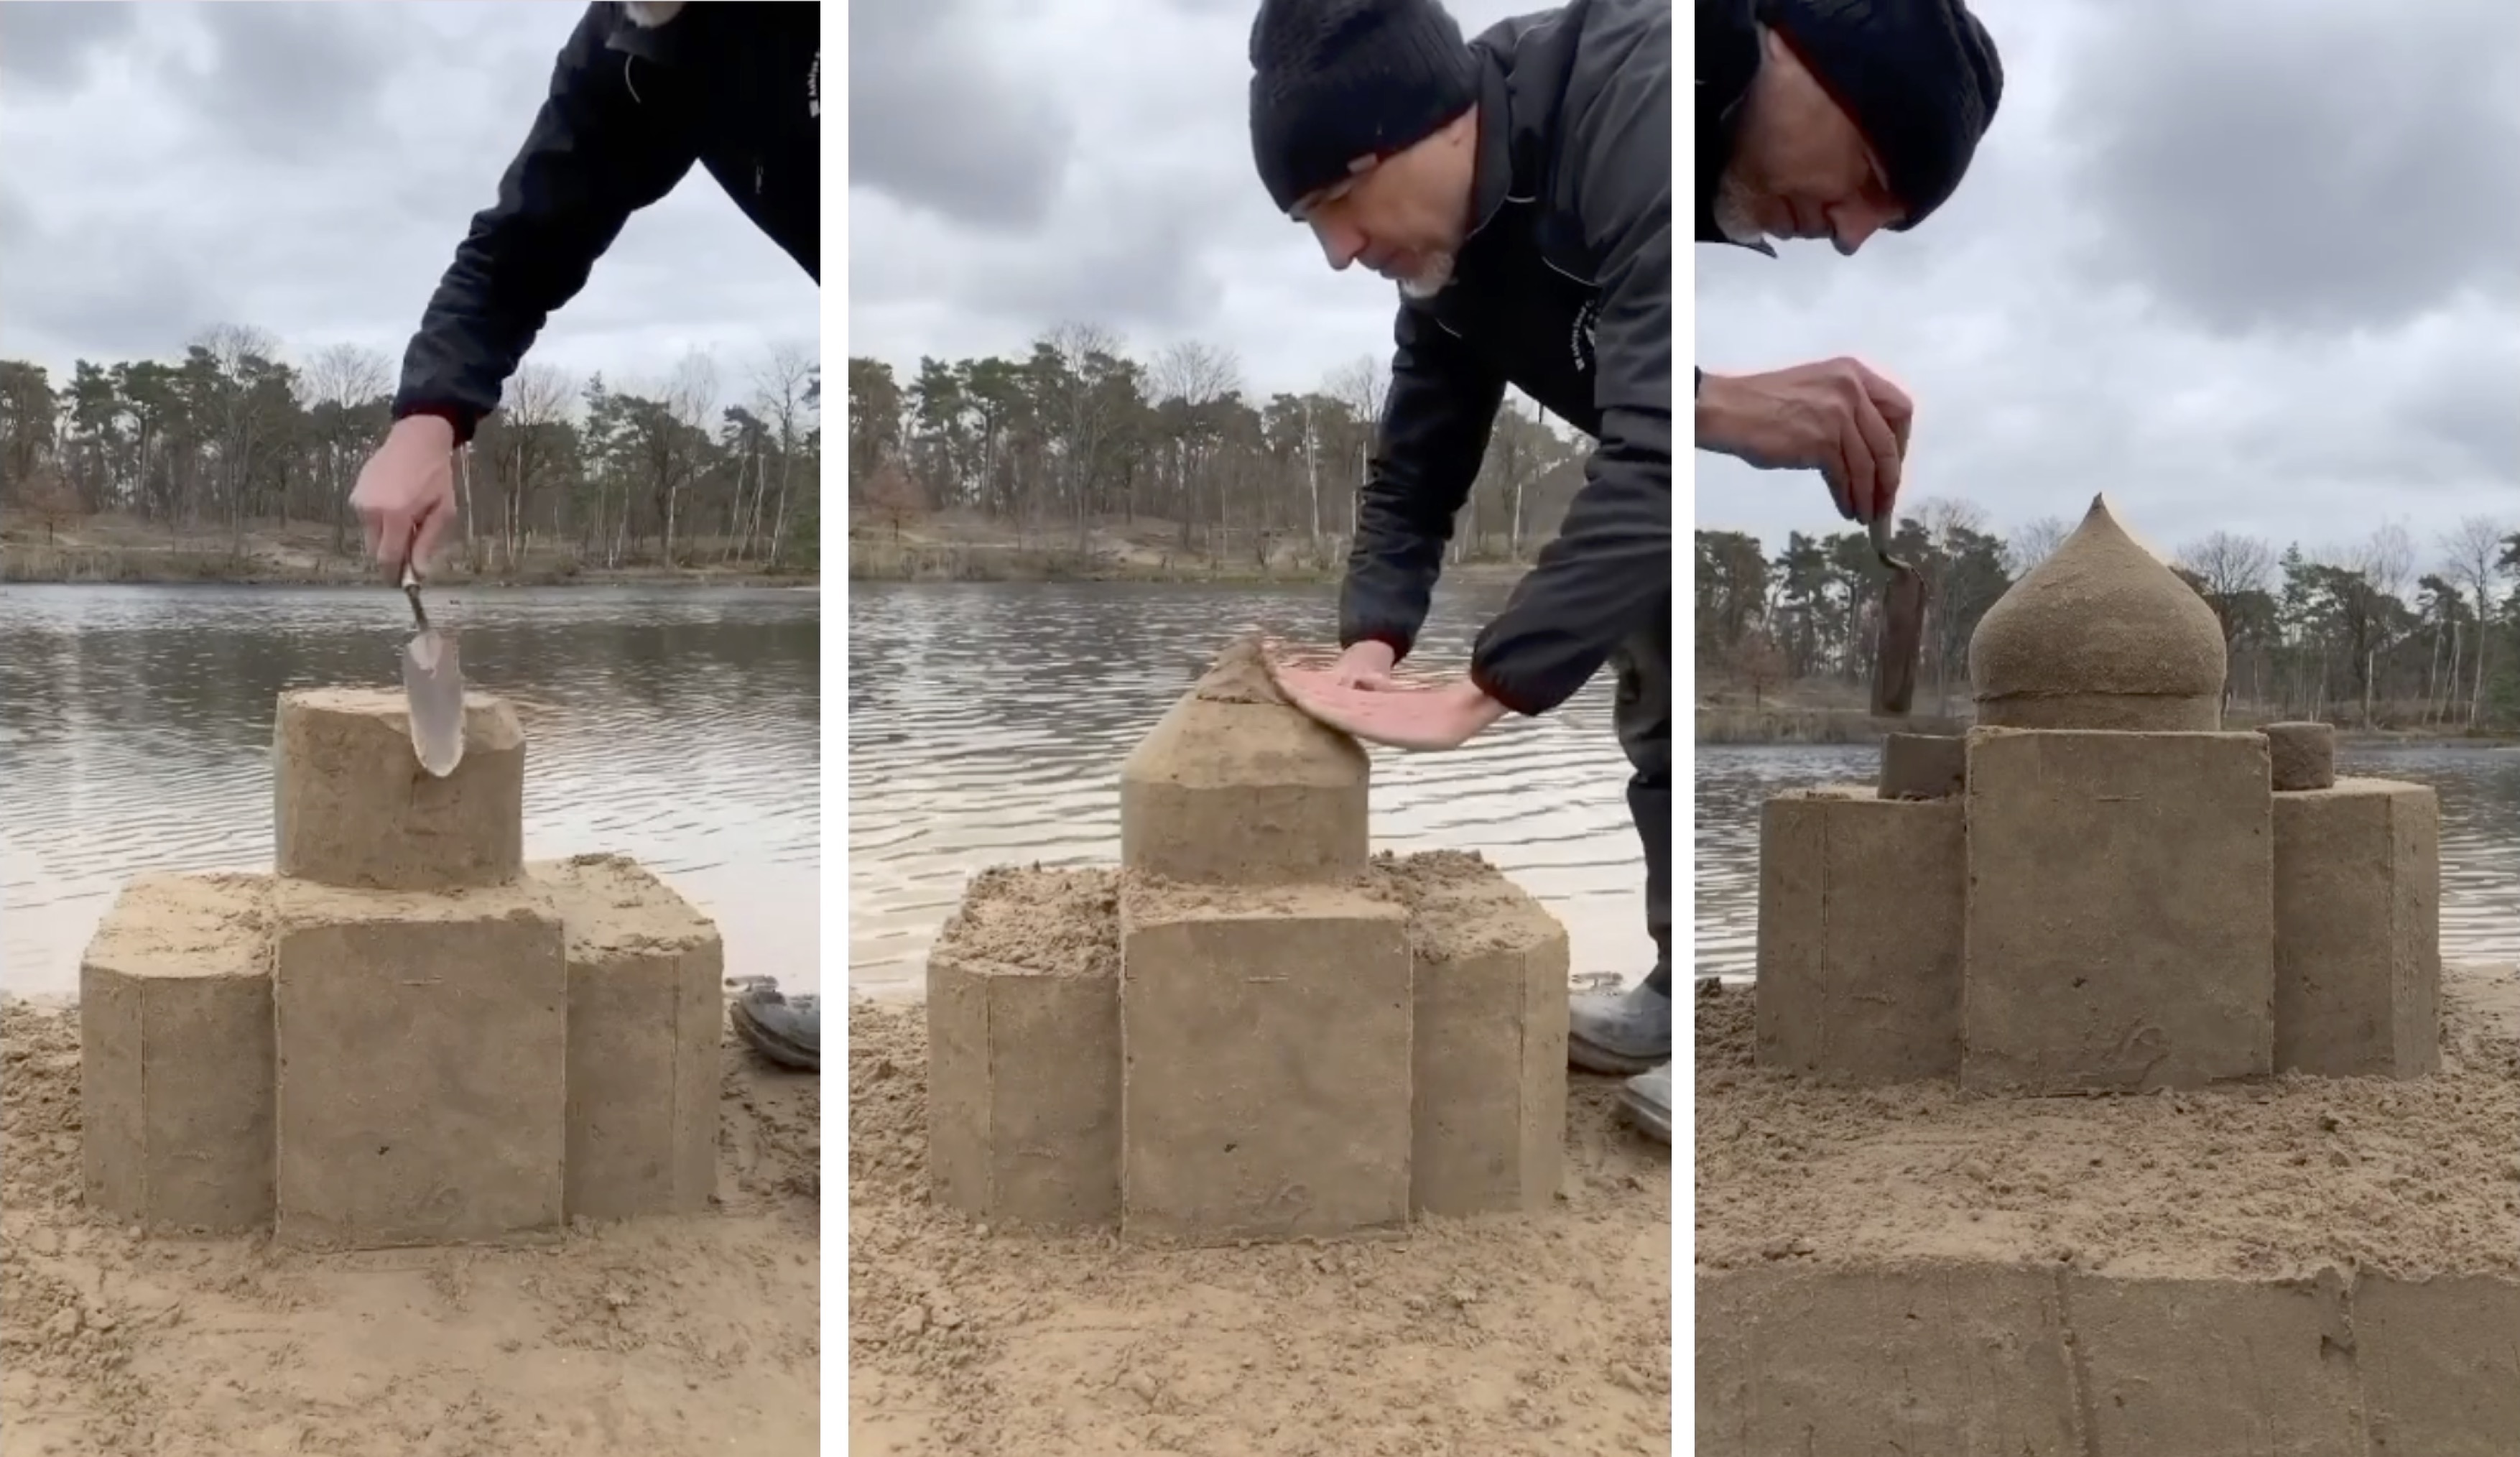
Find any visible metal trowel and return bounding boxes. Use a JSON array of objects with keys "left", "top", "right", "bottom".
[
  {"left": 1870, "top": 512, "right": 1925, "bottom": 718},
  {"left": 399, "top": 562, "right": 465, "bottom": 776}
]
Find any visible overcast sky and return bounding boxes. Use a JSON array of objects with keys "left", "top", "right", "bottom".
[
  {"left": 848, "top": 0, "right": 1560, "bottom": 404},
  {"left": 0, "top": 1, "right": 816, "bottom": 411},
  {"left": 1700, "top": 0, "right": 2520, "bottom": 568}
]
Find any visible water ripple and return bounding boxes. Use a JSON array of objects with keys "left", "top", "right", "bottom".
[
  {"left": 0, "top": 583, "right": 820, "bottom": 1000},
  {"left": 847, "top": 581, "right": 1658, "bottom": 997}
]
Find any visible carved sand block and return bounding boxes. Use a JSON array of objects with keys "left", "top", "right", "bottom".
[
  {"left": 1118, "top": 642, "right": 1370, "bottom": 886},
  {"left": 927, "top": 639, "right": 1577, "bottom": 1242},
  {"left": 1379, "top": 849, "right": 1570, "bottom": 1216},
  {"left": 79, "top": 872, "right": 278, "bottom": 1234},
  {"left": 1756, "top": 785, "right": 1965, "bottom": 1083},
  {"left": 532, "top": 854, "right": 726, "bottom": 1218},
  {"left": 1962, "top": 727, "right": 2276, "bottom": 1093},
  {"left": 273, "top": 878, "right": 567, "bottom": 1246},
  {"left": 1121, "top": 875, "right": 1414, "bottom": 1241},
  {"left": 274, "top": 688, "right": 525, "bottom": 892},
  {"left": 2264, "top": 720, "right": 2336, "bottom": 792},
  {"left": 1876, "top": 732, "right": 1966, "bottom": 800},
  {"left": 925, "top": 867, "right": 1124, "bottom": 1230},
  {"left": 2271, "top": 777, "right": 2440, "bottom": 1077},
  {"left": 78, "top": 685, "right": 731, "bottom": 1249}
]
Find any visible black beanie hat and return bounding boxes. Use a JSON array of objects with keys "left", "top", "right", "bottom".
[
  {"left": 1248, "top": 0, "right": 1481, "bottom": 216},
  {"left": 1758, "top": 0, "right": 2004, "bottom": 231}
]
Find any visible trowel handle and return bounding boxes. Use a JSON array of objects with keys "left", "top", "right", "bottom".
[
  {"left": 1868, "top": 510, "right": 1904, "bottom": 570},
  {"left": 400, "top": 562, "right": 428, "bottom": 631}
]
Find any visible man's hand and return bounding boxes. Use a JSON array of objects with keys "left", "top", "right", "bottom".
[
  {"left": 1270, "top": 667, "right": 1510, "bottom": 751},
  {"left": 349, "top": 415, "right": 461, "bottom": 581},
  {"left": 1328, "top": 639, "right": 1398, "bottom": 689},
  {"left": 1696, "top": 359, "right": 1912, "bottom": 526}
]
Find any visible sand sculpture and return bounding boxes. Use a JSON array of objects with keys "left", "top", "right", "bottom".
[
  {"left": 79, "top": 688, "right": 723, "bottom": 1246},
  {"left": 925, "top": 639, "right": 1571, "bottom": 1241},
  {"left": 1701, "top": 496, "right": 2518, "bottom": 1453}
]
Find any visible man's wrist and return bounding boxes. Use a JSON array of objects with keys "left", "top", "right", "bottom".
[{"left": 1694, "top": 372, "right": 1740, "bottom": 454}]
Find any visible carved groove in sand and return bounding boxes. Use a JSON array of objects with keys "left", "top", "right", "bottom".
[
  {"left": 1757, "top": 495, "right": 2441, "bottom": 1088},
  {"left": 925, "top": 640, "right": 1572, "bottom": 1241},
  {"left": 80, "top": 688, "right": 724, "bottom": 1245}
]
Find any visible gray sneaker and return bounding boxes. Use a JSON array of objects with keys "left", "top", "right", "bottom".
[
  {"left": 1569, "top": 977, "right": 1671, "bottom": 1075},
  {"left": 728, "top": 977, "right": 820, "bottom": 1073},
  {"left": 1618, "top": 1063, "right": 1672, "bottom": 1144}
]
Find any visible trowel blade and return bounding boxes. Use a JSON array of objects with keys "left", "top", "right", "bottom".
[
  {"left": 401, "top": 628, "right": 466, "bottom": 777},
  {"left": 1873, "top": 565, "right": 1925, "bottom": 718}
]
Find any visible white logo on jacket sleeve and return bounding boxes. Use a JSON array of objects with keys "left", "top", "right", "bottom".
[{"left": 809, "top": 52, "right": 820, "bottom": 119}]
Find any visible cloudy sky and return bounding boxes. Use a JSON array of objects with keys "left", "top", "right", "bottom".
[
  {"left": 848, "top": 0, "right": 1561, "bottom": 404},
  {"left": 1700, "top": 0, "right": 2520, "bottom": 570},
  {"left": 0, "top": 1, "right": 817, "bottom": 411}
]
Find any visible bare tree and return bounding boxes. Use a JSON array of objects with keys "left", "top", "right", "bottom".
[
  {"left": 2006, "top": 514, "right": 2070, "bottom": 575},
  {"left": 302, "top": 343, "right": 393, "bottom": 552},
  {"left": 660, "top": 349, "right": 721, "bottom": 565},
  {"left": 2441, "top": 515, "right": 2509, "bottom": 727},
  {"left": 2177, "top": 531, "right": 2275, "bottom": 600},
  {"left": 495, "top": 364, "right": 573, "bottom": 568},
  {"left": 1325, "top": 353, "right": 1388, "bottom": 539},
  {"left": 1152, "top": 340, "right": 1241, "bottom": 554},
  {"left": 750, "top": 342, "right": 817, "bottom": 566}
]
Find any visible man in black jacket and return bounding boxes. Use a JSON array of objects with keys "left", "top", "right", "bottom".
[
  {"left": 348, "top": 0, "right": 823, "bottom": 1073},
  {"left": 1694, "top": 0, "right": 2002, "bottom": 552},
  {"left": 1249, "top": 0, "right": 1674, "bottom": 1137},
  {"left": 351, "top": 0, "right": 816, "bottom": 579}
]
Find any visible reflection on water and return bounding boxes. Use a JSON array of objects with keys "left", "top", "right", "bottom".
[
  {"left": 1695, "top": 743, "right": 2520, "bottom": 976},
  {"left": 0, "top": 583, "right": 820, "bottom": 1000},
  {"left": 848, "top": 581, "right": 1657, "bottom": 998}
]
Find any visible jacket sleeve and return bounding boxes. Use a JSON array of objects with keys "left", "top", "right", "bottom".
[
  {"left": 1339, "top": 302, "right": 1509, "bottom": 662},
  {"left": 1467, "top": 11, "right": 1672, "bottom": 716},
  {"left": 392, "top": 3, "right": 700, "bottom": 444}
]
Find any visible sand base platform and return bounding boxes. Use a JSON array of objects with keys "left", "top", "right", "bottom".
[
  {"left": 853, "top": 996, "right": 1672, "bottom": 1456},
  {"left": 4, "top": 997, "right": 819, "bottom": 1457},
  {"left": 1695, "top": 963, "right": 2520, "bottom": 1457}
]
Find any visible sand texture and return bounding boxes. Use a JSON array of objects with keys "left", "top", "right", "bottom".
[
  {"left": 1697, "top": 966, "right": 2520, "bottom": 1280},
  {"left": 2, "top": 996, "right": 820, "bottom": 1457},
  {"left": 850, "top": 996, "right": 1672, "bottom": 1456}
]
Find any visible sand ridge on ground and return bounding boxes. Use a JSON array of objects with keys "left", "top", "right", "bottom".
[
  {"left": 0, "top": 996, "right": 822, "bottom": 1457},
  {"left": 848, "top": 996, "right": 1674, "bottom": 1457},
  {"left": 1694, "top": 966, "right": 2520, "bottom": 1281}
]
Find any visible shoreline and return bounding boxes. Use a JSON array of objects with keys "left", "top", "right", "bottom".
[{"left": 1697, "top": 703, "right": 2519, "bottom": 748}]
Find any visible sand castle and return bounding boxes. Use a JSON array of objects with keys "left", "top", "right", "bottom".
[
  {"left": 925, "top": 640, "right": 1572, "bottom": 1241},
  {"left": 1701, "top": 498, "right": 2519, "bottom": 1453},
  {"left": 79, "top": 689, "right": 724, "bottom": 1246}
]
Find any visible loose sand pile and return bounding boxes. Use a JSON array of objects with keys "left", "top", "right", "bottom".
[
  {"left": 1, "top": 996, "right": 821, "bottom": 1457},
  {"left": 1695, "top": 968, "right": 2520, "bottom": 1280},
  {"left": 848, "top": 995, "right": 1673, "bottom": 1456}
]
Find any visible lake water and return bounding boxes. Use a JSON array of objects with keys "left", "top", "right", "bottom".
[
  {"left": 1696, "top": 743, "right": 2520, "bottom": 977},
  {"left": 847, "top": 580, "right": 1659, "bottom": 999},
  {"left": 0, "top": 583, "right": 820, "bottom": 1002}
]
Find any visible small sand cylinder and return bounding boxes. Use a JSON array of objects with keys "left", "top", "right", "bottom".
[
  {"left": 1876, "top": 734, "right": 1966, "bottom": 801},
  {"left": 2264, "top": 721, "right": 2335, "bottom": 792}
]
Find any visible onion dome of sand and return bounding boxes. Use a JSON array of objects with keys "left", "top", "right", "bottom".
[{"left": 1967, "top": 494, "right": 2227, "bottom": 731}]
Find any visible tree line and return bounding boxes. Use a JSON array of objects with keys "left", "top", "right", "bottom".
[
  {"left": 1699, "top": 500, "right": 2520, "bottom": 731},
  {"left": 847, "top": 323, "right": 1590, "bottom": 570},
  {"left": 0, "top": 324, "right": 823, "bottom": 572}
]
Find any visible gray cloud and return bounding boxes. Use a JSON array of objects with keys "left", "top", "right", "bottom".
[
  {"left": 0, "top": 2, "right": 139, "bottom": 93},
  {"left": 1699, "top": 0, "right": 2520, "bottom": 564},
  {"left": 846, "top": 0, "right": 1074, "bottom": 231},
  {"left": 2062, "top": 0, "right": 2520, "bottom": 336},
  {"left": 0, "top": 1, "right": 815, "bottom": 411},
  {"left": 848, "top": 0, "right": 1544, "bottom": 399}
]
